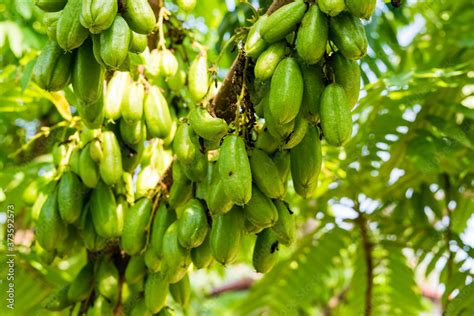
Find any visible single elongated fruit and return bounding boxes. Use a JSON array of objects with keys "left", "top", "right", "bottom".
[
  {"left": 177, "top": 0, "right": 196, "bottom": 12},
  {"left": 77, "top": 97, "right": 105, "bottom": 129},
  {"left": 123, "top": 0, "right": 156, "bottom": 34},
  {"left": 99, "top": 131, "right": 123, "bottom": 185},
  {"left": 105, "top": 71, "right": 130, "bottom": 120},
  {"left": 272, "top": 200, "right": 296, "bottom": 246},
  {"left": 244, "top": 15, "right": 268, "bottom": 59},
  {"left": 145, "top": 272, "right": 168, "bottom": 313},
  {"left": 219, "top": 135, "right": 252, "bottom": 206},
  {"left": 90, "top": 295, "right": 113, "bottom": 315},
  {"left": 273, "top": 150, "right": 290, "bottom": 184},
  {"left": 250, "top": 149, "right": 284, "bottom": 199},
  {"left": 130, "top": 299, "right": 152, "bottom": 316},
  {"left": 169, "top": 274, "right": 190, "bottom": 306},
  {"left": 37, "top": 190, "right": 67, "bottom": 251},
  {"left": 255, "top": 124, "right": 279, "bottom": 154},
  {"left": 43, "top": 12, "right": 61, "bottom": 40},
  {"left": 243, "top": 185, "right": 279, "bottom": 229},
  {"left": 290, "top": 126, "right": 322, "bottom": 198},
  {"left": 43, "top": 286, "right": 71, "bottom": 311},
  {"left": 269, "top": 57, "right": 304, "bottom": 125},
  {"left": 136, "top": 165, "right": 160, "bottom": 198},
  {"left": 56, "top": 0, "right": 89, "bottom": 51},
  {"left": 100, "top": 15, "right": 131, "bottom": 69},
  {"left": 264, "top": 93, "right": 296, "bottom": 141},
  {"left": 182, "top": 150, "right": 208, "bottom": 182},
  {"left": 260, "top": 0, "right": 306, "bottom": 43},
  {"left": 122, "top": 81, "right": 144, "bottom": 123},
  {"left": 79, "top": 144, "right": 100, "bottom": 188},
  {"left": 144, "top": 86, "right": 172, "bottom": 139},
  {"left": 169, "top": 162, "right": 193, "bottom": 209},
  {"left": 80, "top": 204, "right": 107, "bottom": 251},
  {"left": 72, "top": 39, "right": 105, "bottom": 104},
  {"left": 32, "top": 41, "right": 73, "bottom": 91},
  {"left": 329, "top": 13, "right": 368, "bottom": 60},
  {"left": 125, "top": 255, "right": 146, "bottom": 284},
  {"left": 67, "top": 262, "right": 94, "bottom": 302},
  {"left": 207, "top": 161, "right": 234, "bottom": 215},
  {"left": 188, "top": 52, "right": 208, "bottom": 102},
  {"left": 96, "top": 258, "right": 119, "bottom": 304},
  {"left": 188, "top": 107, "right": 228, "bottom": 142},
  {"left": 173, "top": 123, "right": 199, "bottom": 165},
  {"left": 300, "top": 63, "right": 325, "bottom": 122},
  {"left": 120, "top": 119, "right": 144, "bottom": 145},
  {"left": 35, "top": 0, "right": 67, "bottom": 12},
  {"left": 318, "top": 0, "right": 345, "bottom": 16},
  {"left": 58, "top": 172, "right": 85, "bottom": 223},
  {"left": 160, "top": 49, "right": 179, "bottom": 77},
  {"left": 144, "top": 248, "right": 162, "bottom": 272},
  {"left": 80, "top": 0, "right": 117, "bottom": 33},
  {"left": 253, "top": 228, "right": 279, "bottom": 273},
  {"left": 167, "top": 55, "right": 186, "bottom": 92},
  {"left": 320, "top": 83, "right": 352, "bottom": 146},
  {"left": 122, "top": 197, "right": 152, "bottom": 255},
  {"left": 129, "top": 31, "right": 148, "bottom": 53},
  {"left": 210, "top": 208, "right": 243, "bottom": 265},
  {"left": 330, "top": 52, "right": 361, "bottom": 108},
  {"left": 90, "top": 138, "right": 103, "bottom": 162},
  {"left": 346, "top": 0, "right": 376, "bottom": 19},
  {"left": 151, "top": 203, "right": 177, "bottom": 257},
  {"left": 245, "top": 219, "right": 264, "bottom": 234},
  {"left": 254, "top": 41, "right": 286, "bottom": 81},
  {"left": 296, "top": 5, "right": 328, "bottom": 64},
  {"left": 122, "top": 139, "right": 144, "bottom": 172},
  {"left": 282, "top": 114, "right": 308, "bottom": 149},
  {"left": 191, "top": 233, "right": 213, "bottom": 268},
  {"left": 161, "top": 223, "right": 191, "bottom": 284},
  {"left": 90, "top": 181, "right": 121, "bottom": 237},
  {"left": 177, "top": 199, "right": 209, "bottom": 249}
]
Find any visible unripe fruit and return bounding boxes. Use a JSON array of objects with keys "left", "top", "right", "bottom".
[
  {"left": 56, "top": 0, "right": 89, "bottom": 51},
  {"left": 253, "top": 228, "right": 279, "bottom": 273},
  {"left": 99, "top": 15, "right": 131, "bottom": 69},
  {"left": 320, "top": 83, "right": 352, "bottom": 146},
  {"left": 99, "top": 131, "right": 123, "bottom": 185},
  {"left": 254, "top": 41, "right": 286, "bottom": 81},
  {"left": 296, "top": 5, "right": 328, "bottom": 65},
  {"left": 210, "top": 208, "right": 243, "bottom": 265},
  {"left": 123, "top": 0, "right": 156, "bottom": 34},
  {"left": 177, "top": 199, "right": 209, "bottom": 249},
  {"left": 260, "top": 0, "right": 306, "bottom": 43},
  {"left": 329, "top": 12, "right": 368, "bottom": 60},
  {"left": 318, "top": 0, "right": 345, "bottom": 17},
  {"left": 244, "top": 15, "right": 268, "bottom": 59},
  {"left": 188, "top": 52, "right": 209, "bottom": 102},
  {"left": 80, "top": 0, "right": 117, "bottom": 34},
  {"left": 243, "top": 185, "right": 279, "bottom": 229},
  {"left": 32, "top": 41, "right": 73, "bottom": 91},
  {"left": 122, "top": 197, "right": 153, "bottom": 255}
]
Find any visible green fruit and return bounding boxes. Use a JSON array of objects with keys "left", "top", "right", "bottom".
[
  {"left": 56, "top": 0, "right": 89, "bottom": 51},
  {"left": 90, "top": 181, "right": 122, "bottom": 238},
  {"left": 125, "top": 255, "right": 147, "bottom": 284},
  {"left": 300, "top": 63, "right": 325, "bottom": 122},
  {"left": 99, "top": 131, "right": 123, "bottom": 185},
  {"left": 282, "top": 114, "right": 308, "bottom": 149},
  {"left": 58, "top": 171, "right": 85, "bottom": 223},
  {"left": 150, "top": 203, "right": 177, "bottom": 257},
  {"left": 255, "top": 124, "right": 279, "bottom": 154},
  {"left": 129, "top": 31, "right": 148, "bottom": 53},
  {"left": 144, "top": 86, "right": 172, "bottom": 139},
  {"left": 318, "top": 0, "right": 345, "bottom": 16},
  {"left": 182, "top": 151, "right": 208, "bottom": 182},
  {"left": 330, "top": 51, "right": 361, "bottom": 109},
  {"left": 177, "top": 0, "right": 196, "bottom": 12},
  {"left": 296, "top": 5, "right": 328, "bottom": 64},
  {"left": 105, "top": 71, "right": 130, "bottom": 120},
  {"left": 72, "top": 39, "right": 104, "bottom": 104},
  {"left": 329, "top": 12, "right": 368, "bottom": 60},
  {"left": 250, "top": 149, "right": 284, "bottom": 199},
  {"left": 37, "top": 189, "right": 67, "bottom": 251},
  {"left": 145, "top": 272, "right": 168, "bottom": 313},
  {"left": 79, "top": 144, "right": 100, "bottom": 188},
  {"left": 245, "top": 219, "right": 264, "bottom": 234},
  {"left": 254, "top": 41, "right": 286, "bottom": 81},
  {"left": 32, "top": 41, "right": 73, "bottom": 91},
  {"left": 122, "top": 197, "right": 153, "bottom": 255},
  {"left": 244, "top": 15, "right": 268, "bottom": 59},
  {"left": 169, "top": 274, "right": 190, "bottom": 306},
  {"left": 121, "top": 82, "right": 144, "bottom": 123},
  {"left": 122, "top": 139, "right": 144, "bottom": 172},
  {"left": 191, "top": 233, "right": 213, "bottom": 269},
  {"left": 96, "top": 258, "right": 119, "bottom": 304},
  {"left": 23, "top": 181, "right": 39, "bottom": 206},
  {"left": 123, "top": 0, "right": 156, "bottom": 34},
  {"left": 272, "top": 200, "right": 296, "bottom": 246},
  {"left": 77, "top": 97, "right": 105, "bottom": 129},
  {"left": 346, "top": 0, "right": 376, "bottom": 19},
  {"left": 80, "top": 0, "right": 117, "bottom": 34},
  {"left": 35, "top": 0, "right": 67, "bottom": 12},
  {"left": 90, "top": 138, "right": 103, "bottom": 162},
  {"left": 92, "top": 34, "right": 106, "bottom": 67},
  {"left": 100, "top": 15, "right": 131, "bottom": 69},
  {"left": 69, "top": 148, "right": 81, "bottom": 174},
  {"left": 120, "top": 119, "right": 144, "bottom": 145},
  {"left": 79, "top": 203, "right": 107, "bottom": 251},
  {"left": 177, "top": 199, "right": 209, "bottom": 249},
  {"left": 52, "top": 143, "right": 67, "bottom": 167},
  {"left": 260, "top": 0, "right": 306, "bottom": 43},
  {"left": 160, "top": 49, "right": 179, "bottom": 77},
  {"left": 264, "top": 88, "right": 296, "bottom": 141},
  {"left": 167, "top": 56, "right": 186, "bottom": 92},
  {"left": 43, "top": 12, "right": 61, "bottom": 40},
  {"left": 43, "top": 285, "right": 71, "bottom": 311},
  {"left": 35, "top": 242, "right": 56, "bottom": 265},
  {"left": 89, "top": 295, "right": 113, "bottom": 315},
  {"left": 168, "top": 162, "right": 193, "bottom": 209},
  {"left": 219, "top": 135, "right": 252, "bottom": 206},
  {"left": 161, "top": 222, "right": 191, "bottom": 284},
  {"left": 320, "top": 83, "right": 352, "bottom": 146},
  {"left": 243, "top": 185, "right": 279, "bottom": 229},
  {"left": 210, "top": 207, "right": 243, "bottom": 265},
  {"left": 188, "top": 52, "right": 208, "bottom": 102},
  {"left": 269, "top": 57, "right": 304, "bottom": 125},
  {"left": 290, "top": 125, "right": 322, "bottom": 198},
  {"left": 206, "top": 161, "right": 234, "bottom": 215},
  {"left": 144, "top": 247, "right": 162, "bottom": 272},
  {"left": 188, "top": 107, "right": 228, "bottom": 142},
  {"left": 135, "top": 165, "right": 160, "bottom": 198},
  {"left": 173, "top": 123, "right": 199, "bottom": 165},
  {"left": 67, "top": 262, "right": 94, "bottom": 302},
  {"left": 253, "top": 228, "right": 279, "bottom": 273},
  {"left": 130, "top": 298, "right": 152, "bottom": 316}
]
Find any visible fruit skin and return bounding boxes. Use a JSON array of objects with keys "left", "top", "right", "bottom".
[
  {"left": 32, "top": 41, "right": 73, "bottom": 91},
  {"left": 218, "top": 135, "right": 252, "bottom": 206},
  {"left": 105, "top": 71, "right": 130, "bottom": 120},
  {"left": 79, "top": 203, "right": 107, "bottom": 251},
  {"left": 67, "top": 262, "right": 94, "bottom": 302},
  {"left": 160, "top": 49, "right": 179, "bottom": 77},
  {"left": 90, "top": 181, "right": 122, "bottom": 238},
  {"left": 130, "top": 299, "right": 152, "bottom": 316},
  {"left": 122, "top": 81, "right": 144, "bottom": 123},
  {"left": 300, "top": 63, "right": 325, "bottom": 122},
  {"left": 120, "top": 119, "right": 144, "bottom": 146},
  {"left": 320, "top": 83, "right": 352, "bottom": 146},
  {"left": 122, "top": 197, "right": 153, "bottom": 255},
  {"left": 210, "top": 207, "right": 243, "bottom": 265},
  {"left": 318, "top": 0, "right": 345, "bottom": 17},
  {"left": 173, "top": 123, "right": 199, "bottom": 165},
  {"left": 264, "top": 96, "right": 295, "bottom": 142},
  {"left": 188, "top": 52, "right": 208, "bottom": 102},
  {"left": 272, "top": 200, "right": 296, "bottom": 246},
  {"left": 96, "top": 258, "right": 119, "bottom": 304},
  {"left": 150, "top": 203, "right": 177, "bottom": 257},
  {"left": 144, "top": 86, "right": 172, "bottom": 139},
  {"left": 90, "top": 295, "right": 113, "bottom": 315},
  {"left": 177, "top": 199, "right": 209, "bottom": 249},
  {"left": 136, "top": 165, "right": 160, "bottom": 198},
  {"left": 243, "top": 185, "right": 279, "bottom": 229},
  {"left": 290, "top": 125, "right": 322, "bottom": 198},
  {"left": 329, "top": 52, "right": 361, "bottom": 109},
  {"left": 43, "top": 12, "right": 61, "bottom": 40},
  {"left": 269, "top": 57, "right": 304, "bottom": 125},
  {"left": 168, "top": 162, "right": 193, "bottom": 209},
  {"left": 125, "top": 255, "right": 146, "bottom": 284},
  {"left": 144, "top": 247, "right": 162, "bottom": 272},
  {"left": 35, "top": 0, "right": 67, "bottom": 12},
  {"left": 254, "top": 41, "right": 286, "bottom": 81},
  {"left": 346, "top": 0, "right": 376, "bottom": 19},
  {"left": 79, "top": 144, "right": 100, "bottom": 188},
  {"left": 37, "top": 189, "right": 67, "bottom": 251},
  {"left": 129, "top": 31, "right": 148, "bottom": 53},
  {"left": 145, "top": 272, "right": 168, "bottom": 313},
  {"left": 43, "top": 285, "right": 71, "bottom": 311},
  {"left": 123, "top": 0, "right": 156, "bottom": 34},
  {"left": 296, "top": 5, "right": 328, "bottom": 65},
  {"left": 255, "top": 124, "right": 279, "bottom": 154},
  {"left": 253, "top": 228, "right": 279, "bottom": 273},
  {"left": 244, "top": 15, "right": 268, "bottom": 59},
  {"left": 182, "top": 149, "right": 208, "bottom": 182},
  {"left": 261, "top": 0, "right": 306, "bottom": 43},
  {"left": 77, "top": 96, "right": 105, "bottom": 130},
  {"left": 282, "top": 114, "right": 308, "bottom": 149},
  {"left": 99, "top": 131, "right": 123, "bottom": 185},
  {"left": 169, "top": 274, "right": 190, "bottom": 306},
  {"left": 177, "top": 0, "right": 196, "bottom": 12},
  {"left": 250, "top": 149, "right": 284, "bottom": 199},
  {"left": 188, "top": 107, "right": 228, "bottom": 142},
  {"left": 191, "top": 233, "right": 213, "bottom": 269},
  {"left": 72, "top": 39, "right": 105, "bottom": 104},
  {"left": 58, "top": 171, "right": 86, "bottom": 223},
  {"left": 99, "top": 15, "right": 131, "bottom": 69},
  {"left": 206, "top": 161, "right": 234, "bottom": 215},
  {"left": 329, "top": 12, "right": 368, "bottom": 60},
  {"left": 90, "top": 138, "right": 104, "bottom": 162},
  {"left": 56, "top": 0, "right": 89, "bottom": 51},
  {"left": 161, "top": 223, "right": 191, "bottom": 284},
  {"left": 80, "top": 0, "right": 117, "bottom": 34}
]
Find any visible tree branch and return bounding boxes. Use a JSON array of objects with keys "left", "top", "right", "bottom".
[{"left": 356, "top": 211, "right": 373, "bottom": 316}]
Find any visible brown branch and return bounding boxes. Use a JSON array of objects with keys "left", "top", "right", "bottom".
[
  {"left": 357, "top": 212, "right": 373, "bottom": 316},
  {"left": 147, "top": 0, "right": 162, "bottom": 49},
  {"left": 208, "top": 277, "right": 257, "bottom": 297}
]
